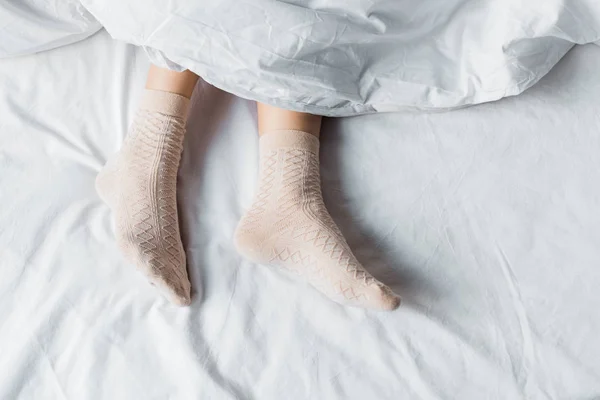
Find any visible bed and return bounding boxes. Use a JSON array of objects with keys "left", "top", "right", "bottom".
[{"left": 1, "top": 30, "right": 599, "bottom": 399}]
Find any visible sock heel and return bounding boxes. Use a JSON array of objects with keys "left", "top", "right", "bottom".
[
  {"left": 95, "top": 160, "right": 119, "bottom": 207},
  {"left": 233, "top": 226, "right": 271, "bottom": 265}
]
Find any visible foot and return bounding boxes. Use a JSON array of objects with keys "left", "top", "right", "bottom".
[
  {"left": 235, "top": 130, "right": 400, "bottom": 310},
  {"left": 96, "top": 89, "right": 192, "bottom": 306}
]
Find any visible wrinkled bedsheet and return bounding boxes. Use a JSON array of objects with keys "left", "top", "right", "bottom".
[{"left": 1, "top": 31, "right": 599, "bottom": 399}]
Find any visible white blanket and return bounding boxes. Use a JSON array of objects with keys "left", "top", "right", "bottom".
[
  {"left": 3, "top": 1, "right": 600, "bottom": 115},
  {"left": 80, "top": 0, "right": 600, "bottom": 114},
  {"left": 1, "top": 31, "right": 600, "bottom": 399},
  {"left": 0, "top": 0, "right": 100, "bottom": 57}
]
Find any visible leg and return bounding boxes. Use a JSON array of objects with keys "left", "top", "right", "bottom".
[
  {"left": 235, "top": 103, "right": 400, "bottom": 310},
  {"left": 96, "top": 65, "right": 198, "bottom": 306},
  {"left": 145, "top": 67, "right": 198, "bottom": 98},
  {"left": 256, "top": 102, "right": 322, "bottom": 137}
]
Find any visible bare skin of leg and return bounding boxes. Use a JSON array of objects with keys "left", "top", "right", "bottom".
[
  {"left": 96, "top": 66, "right": 199, "bottom": 306},
  {"left": 234, "top": 103, "right": 400, "bottom": 310},
  {"left": 145, "top": 65, "right": 199, "bottom": 98},
  {"left": 257, "top": 102, "right": 322, "bottom": 137}
]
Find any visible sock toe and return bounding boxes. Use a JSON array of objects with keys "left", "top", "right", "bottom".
[
  {"left": 150, "top": 273, "right": 192, "bottom": 306},
  {"left": 364, "top": 284, "right": 401, "bottom": 311},
  {"left": 168, "top": 280, "right": 192, "bottom": 307}
]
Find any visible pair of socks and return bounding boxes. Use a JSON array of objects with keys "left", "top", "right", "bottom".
[{"left": 97, "top": 89, "right": 400, "bottom": 310}]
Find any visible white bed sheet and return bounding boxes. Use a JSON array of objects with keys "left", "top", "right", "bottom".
[{"left": 1, "top": 30, "right": 599, "bottom": 399}]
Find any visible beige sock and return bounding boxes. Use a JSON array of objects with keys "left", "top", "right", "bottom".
[
  {"left": 235, "top": 130, "right": 400, "bottom": 310},
  {"left": 96, "top": 89, "right": 192, "bottom": 306}
]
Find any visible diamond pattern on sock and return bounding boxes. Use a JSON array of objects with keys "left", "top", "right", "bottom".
[
  {"left": 235, "top": 130, "right": 400, "bottom": 310},
  {"left": 96, "top": 89, "right": 192, "bottom": 306}
]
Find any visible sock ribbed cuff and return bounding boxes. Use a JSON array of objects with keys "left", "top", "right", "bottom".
[
  {"left": 139, "top": 89, "right": 191, "bottom": 119},
  {"left": 260, "top": 129, "right": 320, "bottom": 154}
]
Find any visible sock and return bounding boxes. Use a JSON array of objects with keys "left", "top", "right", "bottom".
[
  {"left": 234, "top": 130, "right": 400, "bottom": 310},
  {"left": 96, "top": 89, "right": 192, "bottom": 306}
]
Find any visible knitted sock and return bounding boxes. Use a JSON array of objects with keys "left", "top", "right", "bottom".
[
  {"left": 235, "top": 130, "right": 400, "bottom": 310},
  {"left": 96, "top": 89, "right": 191, "bottom": 306}
]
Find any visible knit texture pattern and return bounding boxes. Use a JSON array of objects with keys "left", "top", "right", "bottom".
[
  {"left": 96, "top": 89, "right": 191, "bottom": 306},
  {"left": 235, "top": 130, "right": 400, "bottom": 310}
]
